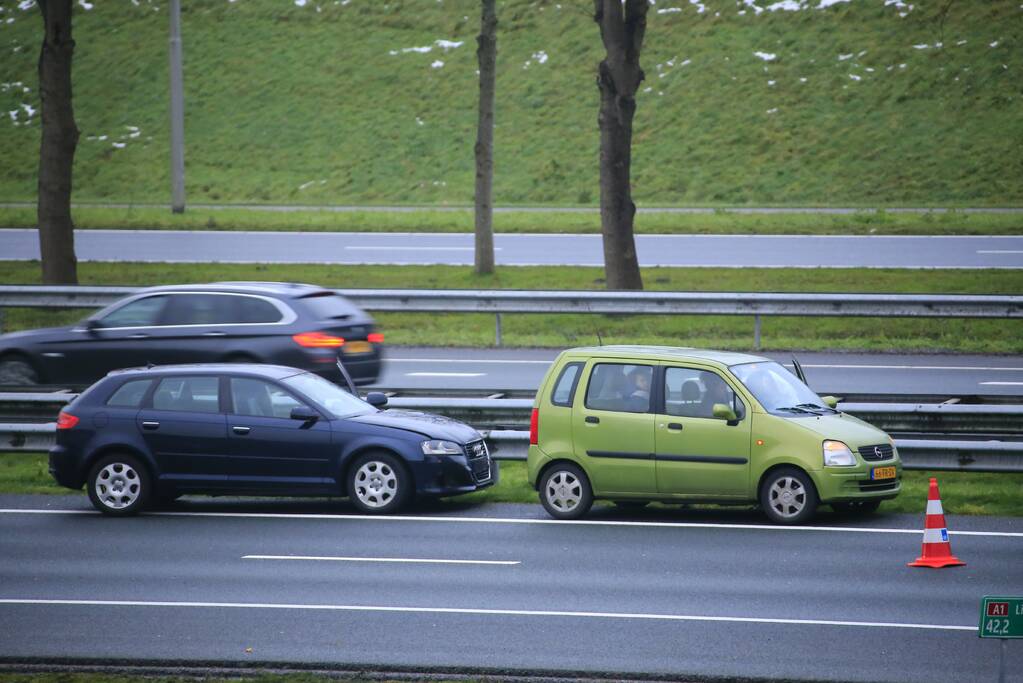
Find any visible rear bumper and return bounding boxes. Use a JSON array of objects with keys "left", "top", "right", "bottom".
[{"left": 48, "top": 445, "right": 84, "bottom": 489}]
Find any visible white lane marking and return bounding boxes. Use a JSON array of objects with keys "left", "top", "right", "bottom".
[
  {"left": 242, "top": 555, "right": 519, "bottom": 565},
  {"left": 0, "top": 598, "right": 974, "bottom": 632},
  {"left": 389, "top": 358, "right": 553, "bottom": 364},
  {"left": 404, "top": 372, "right": 486, "bottom": 378},
  {"left": 977, "top": 250, "right": 1023, "bottom": 254},
  {"left": 2, "top": 509, "right": 1020, "bottom": 537},
  {"left": 980, "top": 381, "right": 1023, "bottom": 386},
  {"left": 345, "top": 246, "right": 500, "bottom": 252}
]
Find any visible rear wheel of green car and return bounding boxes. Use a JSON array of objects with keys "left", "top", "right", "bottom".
[
  {"left": 759, "top": 467, "right": 818, "bottom": 525},
  {"left": 539, "top": 463, "right": 593, "bottom": 520}
]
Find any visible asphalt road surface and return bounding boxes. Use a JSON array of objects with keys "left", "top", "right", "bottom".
[
  {"left": 3, "top": 229, "right": 1023, "bottom": 268},
  {"left": 0, "top": 497, "right": 1020, "bottom": 682},
  {"left": 373, "top": 349, "right": 1023, "bottom": 398}
]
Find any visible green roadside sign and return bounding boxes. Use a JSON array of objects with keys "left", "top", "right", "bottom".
[{"left": 980, "top": 596, "right": 1023, "bottom": 638}]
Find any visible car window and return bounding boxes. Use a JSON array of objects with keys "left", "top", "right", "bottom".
[
  {"left": 106, "top": 379, "right": 152, "bottom": 408},
  {"left": 550, "top": 362, "right": 583, "bottom": 407},
  {"left": 584, "top": 363, "right": 653, "bottom": 413},
  {"left": 98, "top": 295, "right": 168, "bottom": 328},
  {"left": 281, "top": 372, "right": 374, "bottom": 418},
  {"left": 297, "top": 292, "right": 361, "bottom": 321},
  {"left": 151, "top": 376, "right": 220, "bottom": 413},
  {"left": 664, "top": 367, "right": 744, "bottom": 419},
  {"left": 231, "top": 377, "right": 306, "bottom": 419},
  {"left": 235, "top": 296, "right": 283, "bottom": 324},
  {"left": 730, "top": 361, "right": 821, "bottom": 412},
  {"left": 160, "top": 294, "right": 236, "bottom": 326}
]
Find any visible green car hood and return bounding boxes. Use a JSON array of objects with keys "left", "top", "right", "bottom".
[{"left": 784, "top": 411, "right": 890, "bottom": 447}]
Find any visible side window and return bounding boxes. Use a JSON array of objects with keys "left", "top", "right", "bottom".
[
  {"left": 584, "top": 363, "right": 653, "bottom": 414},
  {"left": 550, "top": 362, "right": 583, "bottom": 407},
  {"left": 664, "top": 367, "right": 744, "bottom": 420},
  {"left": 98, "top": 295, "right": 168, "bottom": 328},
  {"left": 231, "top": 377, "right": 306, "bottom": 419},
  {"left": 151, "top": 376, "right": 221, "bottom": 414},
  {"left": 106, "top": 379, "right": 152, "bottom": 408},
  {"left": 235, "top": 296, "right": 283, "bottom": 324},
  {"left": 161, "top": 294, "right": 234, "bottom": 326}
]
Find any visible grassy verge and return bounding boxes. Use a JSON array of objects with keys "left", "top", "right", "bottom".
[
  {"left": 1, "top": 262, "right": 1021, "bottom": 354},
  {"left": 0, "top": 206, "right": 1020, "bottom": 235},
  {"left": 7, "top": 455, "right": 1021, "bottom": 517}
]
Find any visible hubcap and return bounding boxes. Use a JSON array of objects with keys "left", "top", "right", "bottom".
[
  {"left": 94, "top": 462, "right": 141, "bottom": 510},
  {"left": 768, "top": 476, "right": 806, "bottom": 518},
  {"left": 545, "top": 471, "right": 581, "bottom": 512},
  {"left": 354, "top": 461, "right": 398, "bottom": 509}
]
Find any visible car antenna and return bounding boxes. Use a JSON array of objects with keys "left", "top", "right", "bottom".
[
  {"left": 596, "top": 330, "right": 604, "bottom": 346},
  {"left": 335, "top": 355, "right": 358, "bottom": 395}
]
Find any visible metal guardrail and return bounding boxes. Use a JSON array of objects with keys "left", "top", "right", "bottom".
[{"left": 2, "top": 285, "right": 1021, "bottom": 347}]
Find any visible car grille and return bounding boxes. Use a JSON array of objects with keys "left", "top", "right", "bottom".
[
  {"left": 466, "top": 439, "right": 492, "bottom": 483},
  {"left": 858, "top": 480, "right": 899, "bottom": 492},
  {"left": 858, "top": 444, "right": 894, "bottom": 462}
]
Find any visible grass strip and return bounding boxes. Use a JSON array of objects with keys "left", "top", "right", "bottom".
[
  {"left": 0, "top": 206, "right": 1020, "bottom": 235},
  {"left": 1, "top": 262, "right": 1020, "bottom": 354}
]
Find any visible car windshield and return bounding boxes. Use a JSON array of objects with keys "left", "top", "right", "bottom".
[
  {"left": 282, "top": 372, "right": 375, "bottom": 418},
  {"left": 729, "top": 361, "right": 826, "bottom": 413}
]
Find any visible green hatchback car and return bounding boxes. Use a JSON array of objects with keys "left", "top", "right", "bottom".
[{"left": 527, "top": 346, "right": 901, "bottom": 523}]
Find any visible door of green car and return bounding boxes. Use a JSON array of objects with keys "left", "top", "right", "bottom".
[
  {"left": 573, "top": 360, "right": 657, "bottom": 495},
  {"left": 655, "top": 365, "right": 751, "bottom": 497}
]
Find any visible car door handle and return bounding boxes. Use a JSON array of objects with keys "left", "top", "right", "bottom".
[
  {"left": 202, "top": 331, "right": 227, "bottom": 337},
  {"left": 585, "top": 416, "right": 600, "bottom": 424},
  {"left": 667, "top": 423, "right": 684, "bottom": 431},
  {"left": 129, "top": 333, "right": 149, "bottom": 339},
  {"left": 232, "top": 426, "right": 251, "bottom": 435},
  {"left": 141, "top": 421, "right": 160, "bottom": 430}
]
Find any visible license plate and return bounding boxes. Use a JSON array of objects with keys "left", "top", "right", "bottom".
[
  {"left": 871, "top": 466, "right": 897, "bottom": 480},
  {"left": 343, "top": 341, "right": 373, "bottom": 355}
]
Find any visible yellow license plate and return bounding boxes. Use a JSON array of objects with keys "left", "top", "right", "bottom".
[
  {"left": 871, "top": 466, "right": 897, "bottom": 480},
  {"left": 343, "top": 341, "right": 372, "bottom": 355}
]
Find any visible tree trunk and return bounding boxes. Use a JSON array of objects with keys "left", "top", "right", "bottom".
[
  {"left": 36, "top": 0, "right": 78, "bottom": 285},
  {"left": 474, "top": 0, "right": 498, "bottom": 275},
  {"left": 594, "top": 0, "right": 646, "bottom": 290}
]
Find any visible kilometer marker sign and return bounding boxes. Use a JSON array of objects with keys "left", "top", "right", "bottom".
[{"left": 980, "top": 596, "right": 1023, "bottom": 638}]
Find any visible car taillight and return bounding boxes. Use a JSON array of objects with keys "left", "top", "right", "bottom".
[
  {"left": 367, "top": 332, "right": 384, "bottom": 344},
  {"left": 56, "top": 412, "right": 79, "bottom": 430},
  {"left": 292, "top": 332, "right": 346, "bottom": 348},
  {"left": 529, "top": 408, "right": 539, "bottom": 446}
]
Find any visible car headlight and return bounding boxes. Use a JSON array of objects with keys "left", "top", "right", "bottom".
[
  {"left": 823, "top": 440, "right": 856, "bottom": 467},
  {"left": 422, "top": 440, "right": 463, "bottom": 456}
]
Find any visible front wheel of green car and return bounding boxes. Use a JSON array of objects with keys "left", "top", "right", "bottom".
[
  {"left": 759, "top": 467, "right": 818, "bottom": 525},
  {"left": 539, "top": 463, "right": 593, "bottom": 520}
]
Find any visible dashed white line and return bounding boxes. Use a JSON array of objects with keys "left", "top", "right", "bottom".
[
  {"left": 977, "top": 250, "right": 1023, "bottom": 254},
  {"left": 404, "top": 372, "right": 486, "bottom": 378},
  {"left": 0, "top": 598, "right": 975, "bottom": 632},
  {"left": 980, "top": 381, "right": 1023, "bottom": 386},
  {"left": 242, "top": 555, "right": 519, "bottom": 565}
]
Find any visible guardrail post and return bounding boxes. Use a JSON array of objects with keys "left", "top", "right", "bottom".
[
  {"left": 495, "top": 313, "right": 503, "bottom": 346},
  {"left": 0, "top": 308, "right": 4, "bottom": 334},
  {"left": 754, "top": 314, "right": 761, "bottom": 350}
]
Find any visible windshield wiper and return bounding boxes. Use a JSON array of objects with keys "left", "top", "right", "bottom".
[
  {"left": 776, "top": 406, "right": 817, "bottom": 414},
  {"left": 794, "top": 402, "right": 838, "bottom": 413}
]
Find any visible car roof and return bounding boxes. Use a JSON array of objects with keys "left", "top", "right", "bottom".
[
  {"left": 133, "top": 282, "right": 335, "bottom": 299},
  {"left": 106, "top": 363, "right": 306, "bottom": 379},
  {"left": 558, "top": 345, "right": 768, "bottom": 367}
]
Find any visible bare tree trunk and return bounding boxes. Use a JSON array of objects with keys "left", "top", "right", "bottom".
[
  {"left": 594, "top": 0, "right": 645, "bottom": 290},
  {"left": 36, "top": 0, "right": 78, "bottom": 285},
  {"left": 474, "top": 0, "right": 497, "bottom": 275}
]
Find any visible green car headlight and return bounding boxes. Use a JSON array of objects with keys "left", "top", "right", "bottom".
[
  {"left": 823, "top": 440, "right": 856, "bottom": 467},
  {"left": 422, "top": 440, "right": 463, "bottom": 456}
]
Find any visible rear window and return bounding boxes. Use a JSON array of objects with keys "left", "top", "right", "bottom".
[
  {"left": 297, "top": 292, "right": 361, "bottom": 321},
  {"left": 151, "top": 376, "right": 220, "bottom": 413},
  {"left": 106, "top": 379, "right": 152, "bottom": 408},
  {"left": 550, "top": 362, "right": 583, "bottom": 407}
]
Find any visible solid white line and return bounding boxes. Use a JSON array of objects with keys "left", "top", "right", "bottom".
[
  {"left": 404, "top": 372, "right": 486, "bottom": 378},
  {"left": 345, "top": 246, "right": 497, "bottom": 252},
  {"left": 388, "top": 358, "right": 553, "bottom": 364},
  {"left": 980, "top": 381, "right": 1023, "bottom": 386},
  {"left": 2, "top": 509, "right": 1020, "bottom": 537},
  {"left": 977, "top": 250, "right": 1023, "bottom": 254},
  {"left": 242, "top": 555, "right": 519, "bottom": 565},
  {"left": 0, "top": 598, "right": 975, "bottom": 632}
]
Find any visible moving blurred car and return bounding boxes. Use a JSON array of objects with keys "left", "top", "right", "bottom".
[
  {"left": 0, "top": 282, "right": 383, "bottom": 387},
  {"left": 49, "top": 363, "right": 496, "bottom": 515}
]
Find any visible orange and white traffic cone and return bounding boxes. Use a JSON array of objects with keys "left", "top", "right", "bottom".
[{"left": 908, "top": 477, "right": 965, "bottom": 568}]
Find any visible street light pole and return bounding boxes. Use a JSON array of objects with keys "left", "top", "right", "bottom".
[{"left": 168, "top": 0, "right": 185, "bottom": 213}]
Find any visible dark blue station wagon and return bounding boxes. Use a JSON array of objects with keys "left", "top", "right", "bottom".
[{"left": 49, "top": 364, "right": 497, "bottom": 515}]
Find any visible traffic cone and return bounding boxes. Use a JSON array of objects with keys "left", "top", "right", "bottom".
[{"left": 908, "top": 478, "right": 965, "bottom": 568}]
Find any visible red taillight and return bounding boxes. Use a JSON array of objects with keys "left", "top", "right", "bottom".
[
  {"left": 56, "top": 412, "right": 79, "bottom": 430},
  {"left": 529, "top": 408, "right": 539, "bottom": 446},
  {"left": 367, "top": 332, "right": 385, "bottom": 344},
  {"left": 292, "top": 332, "right": 346, "bottom": 348}
]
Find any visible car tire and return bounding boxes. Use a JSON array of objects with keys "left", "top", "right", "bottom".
[
  {"left": 0, "top": 355, "right": 39, "bottom": 386},
  {"left": 832, "top": 500, "right": 882, "bottom": 515},
  {"left": 347, "top": 452, "right": 410, "bottom": 514},
  {"left": 539, "top": 463, "right": 593, "bottom": 520},
  {"left": 86, "top": 453, "right": 151, "bottom": 516},
  {"left": 759, "top": 467, "right": 818, "bottom": 525}
]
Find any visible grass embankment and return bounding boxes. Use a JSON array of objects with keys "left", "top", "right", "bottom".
[
  {"left": 7, "top": 455, "right": 1021, "bottom": 516},
  {"left": 1, "top": 262, "right": 1021, "bottom": 354},
  {"left": 0, "top": 1, "right": 1021, "bottom": 205},
  {"left": 1, "top": 206, "right": 1021, "bottom": 235}
]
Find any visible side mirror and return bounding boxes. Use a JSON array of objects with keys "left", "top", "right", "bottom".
[
  {"left": 821, "top": 396, "right": 839, "bottom": 409},
  {"left": 84, "top": 319, "right": 102, "bottom": 335},
  {"left": 365, "top": 392, "right": 388, "bottom": 408},
  {"left": 712, "top": 403, "right": 739, "bottom": 425},
  {"left": 290, "top": 405, "right": 319, "bottom": 422}
]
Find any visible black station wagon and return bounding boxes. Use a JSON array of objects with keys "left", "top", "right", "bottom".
[{"left": 49, "top": 364, "right": 497, "bottom": 515}]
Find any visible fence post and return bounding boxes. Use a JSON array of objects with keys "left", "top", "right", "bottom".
[
  {"left": 495, "top": 313, "right": 503, "bottom": 346},
  {"left": 754, "top": 314, "right": 761, "bottom": 350}
]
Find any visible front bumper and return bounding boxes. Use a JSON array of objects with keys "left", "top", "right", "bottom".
[
  {"left": 813, "top": 459, "right": 903, "bottom": 502},
  {"left": 413, "top": 454, "right": 500, "bottom": 497}
]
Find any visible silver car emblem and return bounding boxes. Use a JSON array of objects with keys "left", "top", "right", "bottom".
[{"left": 874, "top": 446, "right": 883, "bottom": 458}]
